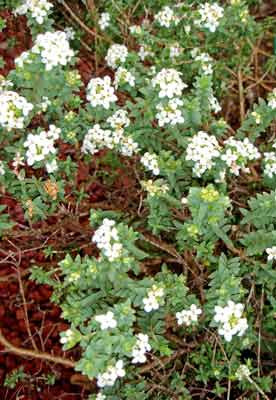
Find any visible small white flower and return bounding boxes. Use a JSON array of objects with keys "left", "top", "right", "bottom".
[
  {"left": 95, "top": 311, "right": 117, "bottom": 330},
  {"left": 184, "top": 25, "right": 191, "bottom": 34},
  {"left": 267, "top": 88, "right": 276, "bottom": 109},
  {"left": 194, "top": 52, "right": 214, "bottom": 75},
  {"left": 60, "top": 328, "right": 74, "bottom": 344},
  {"left": 263, "top": 152, "right": 276, "bottom": 178},
  {"left": 266, "top": 246, "right": 276, "bottom": 261},
  {"left": 176, "top": 304, "right": 202, "bottom": 326},
  {"left": 156, "top": 98, "right": 184, "bottom": 127},
  {"left": 39, "top": 96, "right": 51, "bottom": 112},
  {"left": 131, "top": 333, "right": 151, "bottom": 364},
  {"left": 186, "top": 131, "right": 221, "bottom": 177},
  {"left": 97, "top": 360, "right": 125, "bottom": 388},
  {"left": 105, "top": 44, "right": 128, "bottom": 69},
  {"left": 0, "top": 90, "right": 33, "bottom": 131},
  {"left": 143, "top": 285, "right": 164, "bottom": 312},
  {"left": 32, "top": 31, "right": 74, "bottom": 70},
  {"left": 96, "top": 393, "right": 106, "bottom": 400},
  {"left": 221, "top": 138, "right": 260, "bottom": 176},
  {"left": 155, "top": 6, "right": 179, "bottom": 28},
  {"left": 64, "top": 27, "right": 75, "bottom": 40},
  {"left": 129, "top": 25, "right": 142, "bottom": 35},
  {"left": 181, "top": 197, "right": 188, "bottom": 205},
  {"left": 141, "top": 179, "right": 169, "bottom": 197},
  {"left": 138, "top": 45, "right": 153, "bottom": 61},
  {"left": 209, "top": 95, "right": 221, "bottom": 113},
  {"left": 152, "top": 68, "right": 187, "bottom": 98},
  {"left": 82, "top": 124, "right": 114, "bottom": 154},
  {"left": 195, "top": 2, "right": 224, "bottom": 33},
  {"left": 214, "top": 301, "right": 248, "bottom": 342},
  {"left": 141, "top": 152, "right": 160, "bottom": 175},
  {"left": 120, "top": 137, "right": 140, "bottom": 156},
  {"left": 0, "top": 161, "right": 5, "bottom": 176},
  {"left": 114, "top": 67, "right": 135, "bottom": 89},
  {"left": 107, "top": 109, "right": 130, "bottom": 133},
  {"left": 235, "top": 365, "right": 251, "bottom": 381},
  {"left": 92, "top": 218, "right": 122, "bottom": 261},
  {"left": 87, "top": 76, "right": 117, "bottom": 109},
  {"left": 24, "top": 125, "right": 60, "bottom": 169},
  {"left": 169, "top": 43, "right": 182, "bottom": 59},
  {"left": 99, "top": 12, "right": 110, "bottom": 31},
  {"left": 252, "top": 111, "right": 261, "bottom": 124},
  {"left": 46, "top": 159, "right": 58, "bottom": 173},
  {"left": 14, "top": 0, "right": 53, "bottom": 24}
]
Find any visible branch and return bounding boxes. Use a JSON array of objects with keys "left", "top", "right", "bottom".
[{"left": 0, "top": 329, "right": 76, "bottom": 368}]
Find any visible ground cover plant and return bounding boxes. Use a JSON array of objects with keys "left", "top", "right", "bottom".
[{"left": 0, "top": 0, "right": 275, "bottom": 399}]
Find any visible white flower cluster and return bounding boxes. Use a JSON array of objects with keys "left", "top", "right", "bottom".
[
  {"left": 24, "top": 125, "right": 60, "bottom": 172},
  {"left": 141, "top": 152, "right": 160, "bottom": 175},
  {"left": 143, "top": 285, "right": 164, "bottom": 312},
  {"left": 222, "top": 138, "right": 261, "bottom": 176},
  {"left": 186, "top": 131, "right": 221, "bottom": 177},
  {"left": 105, "top": 44, "right": 128, "bottom": 69},
  {"left": 209, "top": 94, "right": 221, "bottom": 113},
  {"left": 0, "top": 90, "right": 33, "bottom": 131},
  {"left": 235, "top": 364, "right": 251, "bottom": 381},
  {"left": 191, "top": 49, "right": 214, "bottom": 75},
  {"left": 195, "top": 2, "right": 224, "bottom": 33},
  {"left": 176, "top": 304, "right": 202, "bottom": 326},
  {"left": 92, "top": 218, "right": 123, "bottom": 261},
  {"left": 114, "top": 67, "right": 135, "bottom": 89},
  {"left": 268, "top": 88, "right": 276, "bottom": 109},
  {"left": 141, "top": 179, "right": 169, "bottom": 197},
  {"left": 60, "top": 328, "right": 74, "bottom": 344},
  {"left": 131, "top": 333, "right": 151, "bottom": 364},
  {"left": 263, "top": 151, "right": 276, "bottom": 178},
  {"left": 82, "top": 110, "right": 139, "bottom": 157},
  {"left": 39, "top": 96, "right": 51, "bottom": 112},
  {"left": 97, "top": 360, "right": 125, "bottom": 388},
  {"left": 14, "top": 0, "right": 53, "bottom": 24},
  {"left": 154, "top": 6, "right": 179, "bottom": 28},
  {"left": 156, "top": 98, "right": 184, "bottom": 127},
  {"left": 107, "top": 109, "right": 139, "bottom": 156},
  {"left": 95, "top": 311, "right": 117, "bottom": 330},
  {"left": 99, "top": 12, "right": 110, "bottom": 30},
  {"left": 82, "top": 124, "right": 115, "bottom": 154},
  {"left": 87, "top": 76, "right": 117, "bottom": 109},
  {"left": 107, "top": 109, "right": 130, "bottom": 134},
  {"left": 152, "top": 68, "right": 187, "bottom": 98},
  {"left": 32, "top": 31, "right": 74, "bottom": 70},
  {"left": 214, "top": 301, "right": 248, "bottom": 342},
  {"left": 96, "top": 393, "right": 106, "bottom": 400},
  {"left": 266, "top": 246, "right": 276, "bottom": 261},
  {"left": 120, "top": 137, "right": 140, "bottom": 156}
]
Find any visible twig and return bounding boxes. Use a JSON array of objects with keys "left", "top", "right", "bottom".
[
  {"left": 247, "top": 376, "right": 270, "bottom": 400},
  {"left": 238, "top": 67, "right": 245, "bottom": 123},
  {"left": 6, "top": 239, "right": 38, "bottom": 352},
  {"left": 0, "top": 329, "right": 75, "bottom": 368},
  {"left": 139, "top": 348, "right": 187, "bottom": 374}
]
